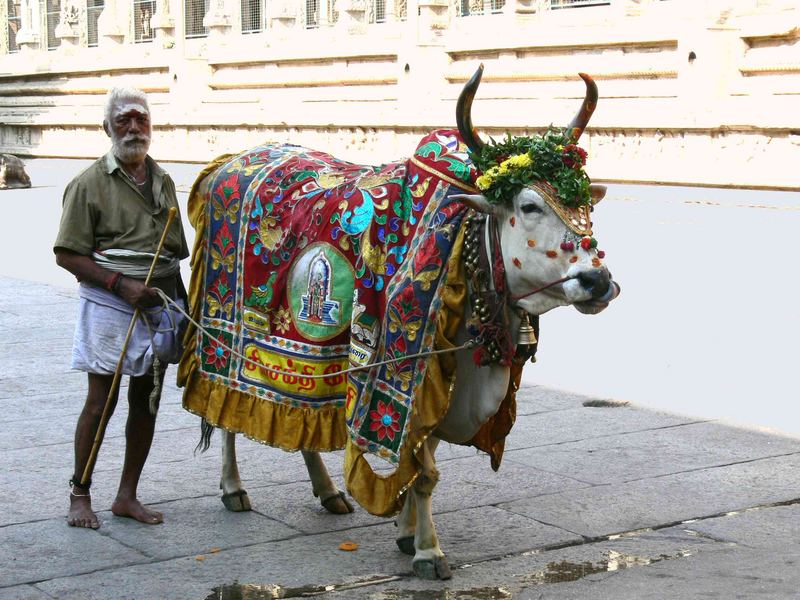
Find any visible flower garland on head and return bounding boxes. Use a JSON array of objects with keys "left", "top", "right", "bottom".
[{"left": 471, "top": 127, "right": 592, "bottom": 208}]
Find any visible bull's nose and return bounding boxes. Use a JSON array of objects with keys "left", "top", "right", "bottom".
[{"left": 578, "top": 269, "right": 611, "bottom": 299}]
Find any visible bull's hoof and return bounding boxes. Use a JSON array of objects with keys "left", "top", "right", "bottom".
[
  {"left": 412, "top": 556, "right": 452, "bottom": 580},
  {"left": 396, "top": 536, "right": 415, "bottom": 556},
  {"left": 221, "top": 490, "right": 251, "bottom": 512},
  {"left": 320, "top": 491, "right": 354, "bottom": 515}
]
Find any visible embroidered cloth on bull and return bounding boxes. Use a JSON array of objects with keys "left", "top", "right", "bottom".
[{"left": 186, "top": 130, "right": 478, "bottom": 463}]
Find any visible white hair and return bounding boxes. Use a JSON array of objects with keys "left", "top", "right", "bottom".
[{"left": 103, "top": 87, "right": 150, "bottom": 124}]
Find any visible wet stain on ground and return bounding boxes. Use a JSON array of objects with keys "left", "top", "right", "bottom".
[
  {"left": 582, "top": 399, "right": 630, "bottom": 408},
  {"left": 206, "top": 584, "right": 512, "bottom": 600},
  {"left": 206, "top": 550, "right": 693, "bottom": 598},
  {"left": 377, "top": 588, "right": 512, "bottom": 600},
  {"left": 519, "top": 549, "right": 693, "bottom": 585},
  {"left": 206, "top": 576, "right": 399, "bottom": 599},
  {"left": 205, "top": 583, "right": 326, "bottom": 599}
]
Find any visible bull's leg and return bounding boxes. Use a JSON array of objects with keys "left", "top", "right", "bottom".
[
  {"left": 395, "top": 490, "right": 417, "bottom": 556},
  {"left": 302, "top": 451, "right": 354, "bottom": 514},
  {"left": 411, "top": 436, "right": 451, "bottom": 580},
  {"left": 220, "top": 431, "right": 251, "bottom": 512}
]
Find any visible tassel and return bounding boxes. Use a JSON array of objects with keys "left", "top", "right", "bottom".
[{"left": 148, "top": 357, "right": 162, "bottom": 416}]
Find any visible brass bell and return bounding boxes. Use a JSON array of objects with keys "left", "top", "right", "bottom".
[{"left": 517, "top": 313, "right": 537, "bottom": 346}]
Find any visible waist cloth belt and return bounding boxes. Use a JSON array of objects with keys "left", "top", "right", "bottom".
[{"left": 71, "top": 258, "right": 186, "bottom": 377}]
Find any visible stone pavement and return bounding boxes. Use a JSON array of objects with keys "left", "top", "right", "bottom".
[{"left": 1, "top": 274, "right": 799, "bottom": 600}]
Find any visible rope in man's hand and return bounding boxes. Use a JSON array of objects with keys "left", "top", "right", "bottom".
[{"left": 153, "top": 289, "right": 477, "bottom": 380}]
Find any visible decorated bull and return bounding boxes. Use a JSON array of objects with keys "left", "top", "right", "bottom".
[{"left": 178, "top": 65, "right": 620, "bottom": 580}]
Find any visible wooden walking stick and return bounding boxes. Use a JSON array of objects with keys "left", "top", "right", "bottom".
[{"left": 80, "top": 207, "right": 178, "bottom": 488}]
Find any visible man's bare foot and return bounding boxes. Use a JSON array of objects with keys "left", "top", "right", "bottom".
[
  {"left": 68, "top": 493, "right": 100, "bottom": 529},
  {"left": 111, "top": 497, "right": 163, "bottom": 524}
]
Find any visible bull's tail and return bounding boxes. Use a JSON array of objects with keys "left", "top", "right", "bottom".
[{"left": 195, "top": 418, "right": 215, "bottom": 454}]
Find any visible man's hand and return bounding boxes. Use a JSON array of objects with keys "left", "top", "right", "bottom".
[
  {"left": 117, "top": 276, "right": 161, "bottom": 309},
  {"left": 54, "top": 249, "right": 161, "bottom": 309}
]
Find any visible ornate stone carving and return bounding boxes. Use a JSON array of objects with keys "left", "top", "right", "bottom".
[
  {"left": 15, "top": 0, "right": 40, "bottom": 51},
  {"left": 55, "top": 1, "right": 80, "bottom": 46},
  {"left": 152, "top": 0, "right": 176, "bottom": 46},
  {"left": 203, "top": 0, "right": 232, "bottom": 40}
]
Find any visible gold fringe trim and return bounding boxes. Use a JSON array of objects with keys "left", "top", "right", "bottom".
[
  {"left": 183, "top": 375, "right": 347, "bottom": 452},
  {"left": 177, "top": 153, "right": 347, "bottom": 452}
]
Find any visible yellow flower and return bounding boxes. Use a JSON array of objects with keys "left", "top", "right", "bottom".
[
  {"left": 476, "top": 174, "right": 493, "bottom": 190},
  {"left": 503, "top": 154, "right": 533, "bottom": 169}
]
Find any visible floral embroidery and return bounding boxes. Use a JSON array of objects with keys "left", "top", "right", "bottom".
[
  {"left": 203, "top": 336, "right": 230, "bottom": 370},
  {"left": 369, "top": 400, "right": 401, "bottom": 441},
  {"left": 273, "top": 307, "right": 292, "bottom": 334}
]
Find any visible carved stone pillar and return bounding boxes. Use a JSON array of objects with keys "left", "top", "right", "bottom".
[
  {"left": 270, "top": 0, "right": 298, "bottom": 38},
  {"left": 512, "top": 0, "right": 547, "bottom": 17},
  {"left": 98, "top": 0, "right": 128, "bottom": 46},
  {"left": 337, "top": 0, "right": 367, "bottom": 34},
  {"left": 152, "top": 0, "right": 176, "bottom": 47},
  {"left": 203, "top": 0, "right": 233, "bottom": 42},
  {"left": 621, "top": 0, "right": 655, "bottom": 18},
  {"left": 417, "top": 0, "right": 449, "bottom": 44},
  {"left": 15, "top": 0, "right": 40, "bottom": 51},
  {"left": 384, "top": 0, "right": 395, "bottom": 22},
  {"left": 54, "top": 0, "right": 80, "bottom": 49}
]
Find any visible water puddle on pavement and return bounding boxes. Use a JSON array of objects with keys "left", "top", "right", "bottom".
[
  {"left": 205, "top": 583, "right": 512, "bottom": 600},
  {"left": 519, "top": 549, "right": 694, "bottom": 585},
  {"left": 377, "top": 589, "right": 512, "bottom": 599},
  {"left": 205, "top": 550, "right": 692, "bottom": 598},
  {"left": 205, "top": 576, "right": 399, "bottom": 599},
  {"left": 205, "top": 583, "right": 318, "bottom": 599}
]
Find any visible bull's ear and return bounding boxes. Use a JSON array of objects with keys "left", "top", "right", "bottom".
[
  {"left": 451, "top": 193, "right": 497, "bottom": 215},
  {"left": 589, "top": 184, "right": 607, "bottom": 205}
]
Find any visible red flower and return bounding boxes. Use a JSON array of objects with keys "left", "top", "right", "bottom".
[
  {"left": 369, "top": 400, "right": 401, "bottom": 441},
  {"left": 413, "top": 232, "right": 441, "bottom": 274},
  {"left": 562, "top": 144, "right": 588, "bottom": 169},
  {"left": 203, "top": 336, "right": 230, "bottom": 370}
]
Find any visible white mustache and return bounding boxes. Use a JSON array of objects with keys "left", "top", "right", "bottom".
[
  {"left": 112, "top": 133, "right": 150, "bottom": 162},
  {"left": 121, "top": 135, "right": 149, "bottom": 145}
]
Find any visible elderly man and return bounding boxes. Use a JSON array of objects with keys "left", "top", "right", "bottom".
[{"left": 54, "top": 88, "right": 189, "bottom": 529}]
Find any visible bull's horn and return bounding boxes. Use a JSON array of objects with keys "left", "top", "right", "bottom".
[
  {"left": 566, "top": 73, "right": 598, "bottom": 143},
  {"left": 456, "top": 64, "right": 486, "bottom": 155}
]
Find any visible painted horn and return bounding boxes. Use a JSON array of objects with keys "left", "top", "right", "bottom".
[
  {"left": 456, "top": 64, "right": 485, "bottom": 155},
  {"left": 566, "top": 73, "right": 598, "bottom": 142}
]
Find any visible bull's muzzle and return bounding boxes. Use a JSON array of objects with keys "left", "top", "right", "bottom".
[{"left": 578, "top": 268, "right": 612, "bottom": 300}]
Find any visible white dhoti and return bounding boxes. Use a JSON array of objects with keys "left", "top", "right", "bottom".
[{"left": 71, "top": 283, "right": 185, "bottom": 377}]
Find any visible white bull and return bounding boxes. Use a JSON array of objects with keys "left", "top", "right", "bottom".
[{"left": 187, "top": 65, "right": 620, "bottom": 580}]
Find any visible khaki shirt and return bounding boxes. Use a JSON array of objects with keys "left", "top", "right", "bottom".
[{"left": 54, "top": 151, "right": 189, "bottom": 260}]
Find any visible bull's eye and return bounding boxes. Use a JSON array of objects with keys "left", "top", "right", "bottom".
[{"left": 520, "top": 203, "right": 543, "bottom": 215}]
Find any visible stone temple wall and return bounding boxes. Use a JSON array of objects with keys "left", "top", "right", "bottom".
[{"left": 0, "top": 0, "right": 798, "bottom": 189}]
